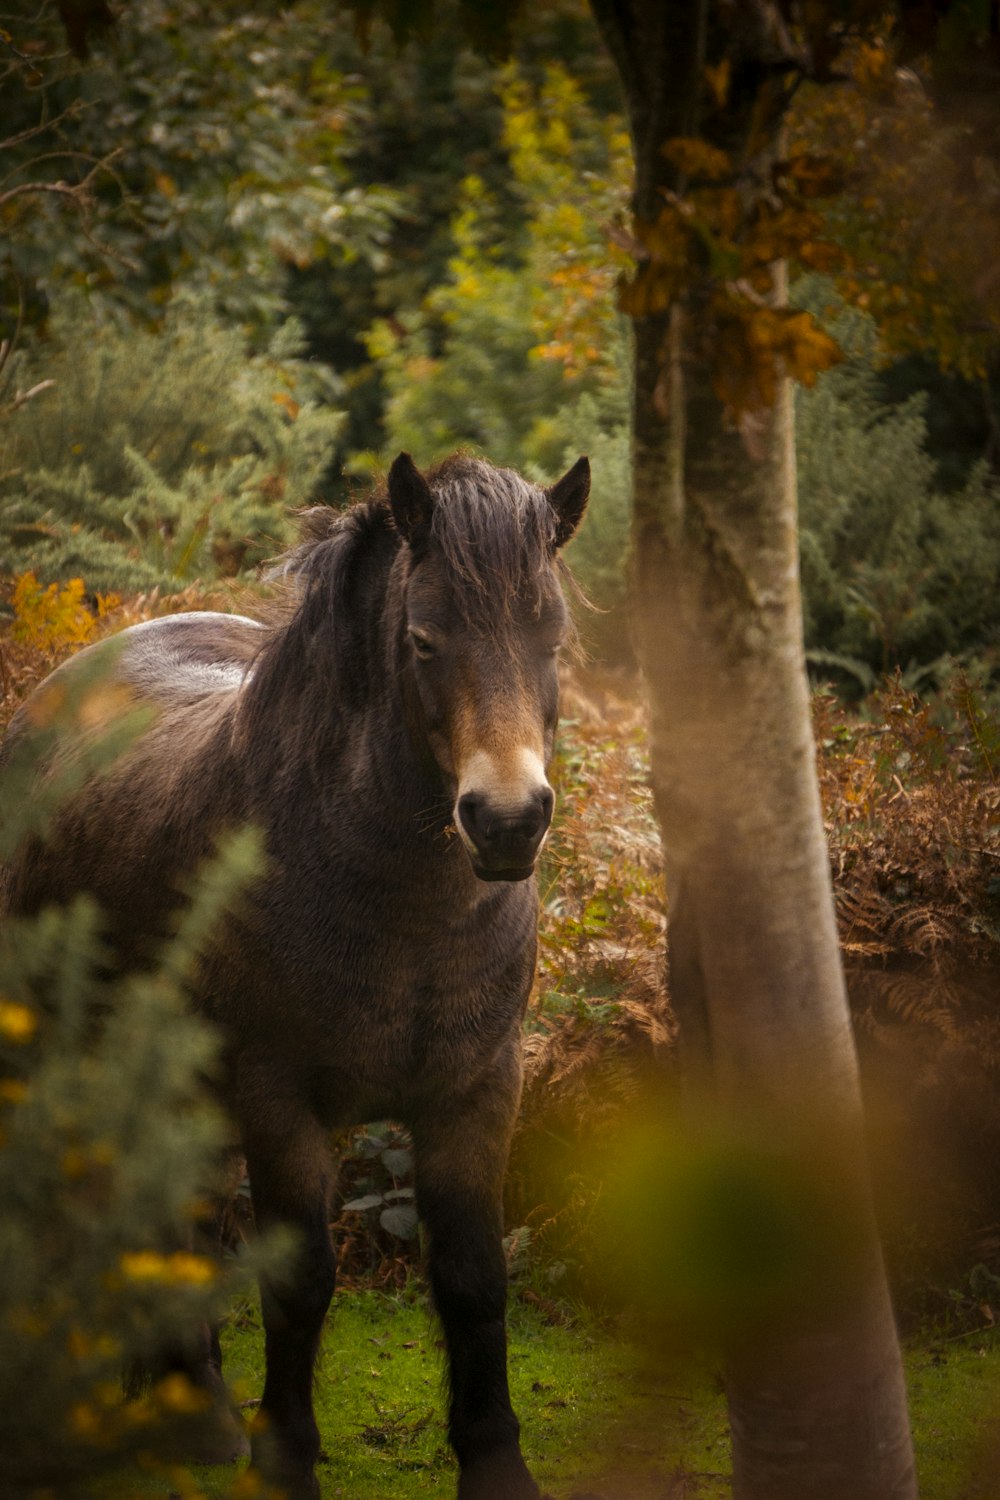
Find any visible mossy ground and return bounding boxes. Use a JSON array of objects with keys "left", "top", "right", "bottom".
[{"left": 98, "top": 1288, "right": 1000, "bottom": 1499}]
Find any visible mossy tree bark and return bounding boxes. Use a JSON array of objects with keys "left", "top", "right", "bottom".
[{"left": 588, "top": 3, "right": 917, "bottom": 1496}]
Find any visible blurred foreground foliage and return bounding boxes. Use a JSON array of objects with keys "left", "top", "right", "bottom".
[{"left": 0, "top": 658, "right": 284, "bottom": 1496}]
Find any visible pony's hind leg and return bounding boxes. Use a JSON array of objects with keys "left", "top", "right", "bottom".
[
  {"left": 239, "top": 1076, "right": 337, "bottom": 1500},
  {"left": 413, "top": 1070, "right": 541, "bottom": 1500}
]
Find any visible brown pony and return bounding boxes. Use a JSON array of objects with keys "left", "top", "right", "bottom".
[{"left": 1, "top": 451, "right": 590, "bottom": 1500}]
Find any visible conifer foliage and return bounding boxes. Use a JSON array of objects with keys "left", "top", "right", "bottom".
[{"left": 1, "top": 300, "right": 344, "bottom": 595}]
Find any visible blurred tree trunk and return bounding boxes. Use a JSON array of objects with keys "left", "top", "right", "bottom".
[{"left": 588, "top": 3, "right": 917, "bottom": 1496}]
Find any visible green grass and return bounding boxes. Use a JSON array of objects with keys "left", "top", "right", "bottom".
[{"left": 98, "top": 1290, "right": 1000, "bottom": 1498}]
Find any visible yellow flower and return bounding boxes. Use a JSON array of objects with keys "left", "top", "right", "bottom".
[
  {"left": 68, "top": 1401, "right": 104, "bottom": 1443},
  {"left": 0, "top": 1078, "right": 28, "bottom": 1104},
  {"left": 119, "top": 1249, "right": 216, "bottom": 1285},
  {"left": 0, "top": 1002, "right": 37, "bottom": 1044},
  {"left": 165, "top": 1251, "right": 216, "bottom": 1285},
  {"left": 230, "top": 1469, "right": 267, "bottom": 1498},
  {"left": 120, "top": 1250, "right": 171, "bottom": 1281},
  {"left": 153, "top": 1374, "right": 211, "bottom": 1416}
]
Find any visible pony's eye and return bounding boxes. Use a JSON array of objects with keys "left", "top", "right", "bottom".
[{"left": 409, "top": 629, "right": 436, "bottom": 660}]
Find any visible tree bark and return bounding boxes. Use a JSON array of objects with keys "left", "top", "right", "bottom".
[{"left": 589, "top": 3, "right": 917, "bottom": 1495}]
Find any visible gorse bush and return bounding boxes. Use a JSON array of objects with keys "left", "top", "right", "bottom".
[
  {"left": 1, "top": 297, "right": 343, "bottom": 595},
  {"left": 0, "top": 658, "right": 280, "bottom": 1494}
]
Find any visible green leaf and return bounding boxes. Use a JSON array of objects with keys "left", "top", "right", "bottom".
[{"left": 379, "top": 1204, "right": 420, "bottom": 1239}]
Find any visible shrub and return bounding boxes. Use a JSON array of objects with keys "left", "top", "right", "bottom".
[
  {"left": 1, "top": 298, "right": 343, "bottom": 595},
  {"left": 795, "top": 280, "right": 1000, "bottom": 686},
  {"left": 0, "top": 659, "right": 280, "bottom": 1494}
]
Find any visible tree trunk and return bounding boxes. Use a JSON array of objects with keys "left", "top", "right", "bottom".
[{"left": 588, "top": 3, "right": 917, "bottom": 1495}]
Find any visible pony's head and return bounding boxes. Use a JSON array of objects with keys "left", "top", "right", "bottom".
[{"left": 388, "top": 451, "right": 589, "bottom": 882}]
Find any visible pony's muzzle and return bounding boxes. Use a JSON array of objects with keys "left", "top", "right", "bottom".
[{"left": 457, "top": 785, "right": 554, "bottom": 882}]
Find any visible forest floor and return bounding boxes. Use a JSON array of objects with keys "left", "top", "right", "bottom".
[{"left": 98, "top": 1287, "right": 1000, "bottom": 1500}]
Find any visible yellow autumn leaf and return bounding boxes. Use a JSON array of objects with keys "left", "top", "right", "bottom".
[{"left": 271, "top": 391, "right": 300, "bottom": 420}]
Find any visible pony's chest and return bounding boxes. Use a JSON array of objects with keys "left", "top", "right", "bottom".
[{"left": 266, "top": 887, "right": 536, "bottom": 1106}]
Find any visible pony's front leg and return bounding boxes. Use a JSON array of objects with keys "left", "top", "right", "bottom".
[
  {"left": 414, "top": 1071, "right": 540, "bottom": 1500},
  {"left": 240, "top": 1082, "right": 336, "bottom": 1500}
]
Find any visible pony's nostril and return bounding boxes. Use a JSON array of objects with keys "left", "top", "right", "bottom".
[
  {"left": 457, "top": 792, "right": 485, "bottom": 844},
  {"left": 457, "top": 781, "right": 553, "bottom": 871},
  {"left": 510, "top": 803, "right": 546, "bottom": 843},
  {"left": 462, "top": 798, "right": 548, "bottom": 848}
]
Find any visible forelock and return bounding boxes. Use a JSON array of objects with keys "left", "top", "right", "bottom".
[{"left": 424, "top": 456, "right": 559, "bottom": 621}]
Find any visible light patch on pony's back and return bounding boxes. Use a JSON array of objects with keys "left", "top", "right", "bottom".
[{"left": 119, "top": 612, "right": 264, "bottom": 700}]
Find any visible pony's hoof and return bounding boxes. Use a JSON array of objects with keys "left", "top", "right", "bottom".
[
  {"left": 247, "top": 1463, "right": 320, "bottom": 1500},
  {"left": 457, "top": 1448, "right": 541, "bottom": 1499},
  {"left": 249, "top": 1434, "right": 321, "bottom": 1500}
]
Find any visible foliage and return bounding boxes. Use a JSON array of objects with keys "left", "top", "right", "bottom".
[
  {"left": 334, "top": 1124, "right": 419, "bottom": 1287},
  {"left": 360, "top": 171, "right": 570, "bottom": 472},
  {"left": 0, "top": 297, "right": 343, "bottom": 594},
  {"left": 356, "top": 63, "right": 634, "bottom": 646},
  {"left": 617, "top": 135, "right": 844, "bottom": 424},
  {"left": 2, "top": 0, "right": 400, "bottom": 338},
  {"left": 0, "top": 2, "right": 126, "bottom": 342},
  {"left": 358, "top": 62, "right": 629, "bottom": 472},
  {"left": 814, "top": 675, "right": 1000, "bottom": 1045},
  {"left": 0, "top": 662, "right": 281, "bottom": 1494},
  {"left": 790, "top": 41, "right": 1000, "bottom": 384},
  {"left": 795, "top": 281, "right": 1000, "bottom": 680},
  {"left": 10, "top": 573, "right": 119, "bottom": 655},
  {"left": 542, "top": 376, "right": 633, "bottom": 659},
  {"left": 284, "top": 1, "right": 624, "bottom": 477}
]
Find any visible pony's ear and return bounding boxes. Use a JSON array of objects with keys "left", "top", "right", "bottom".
[
  {"left": 547, "top": 456, "right": 590, "bottom": 548},
  {"left": 388, "top": 451, "right": 435, "bottom": 548}
]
